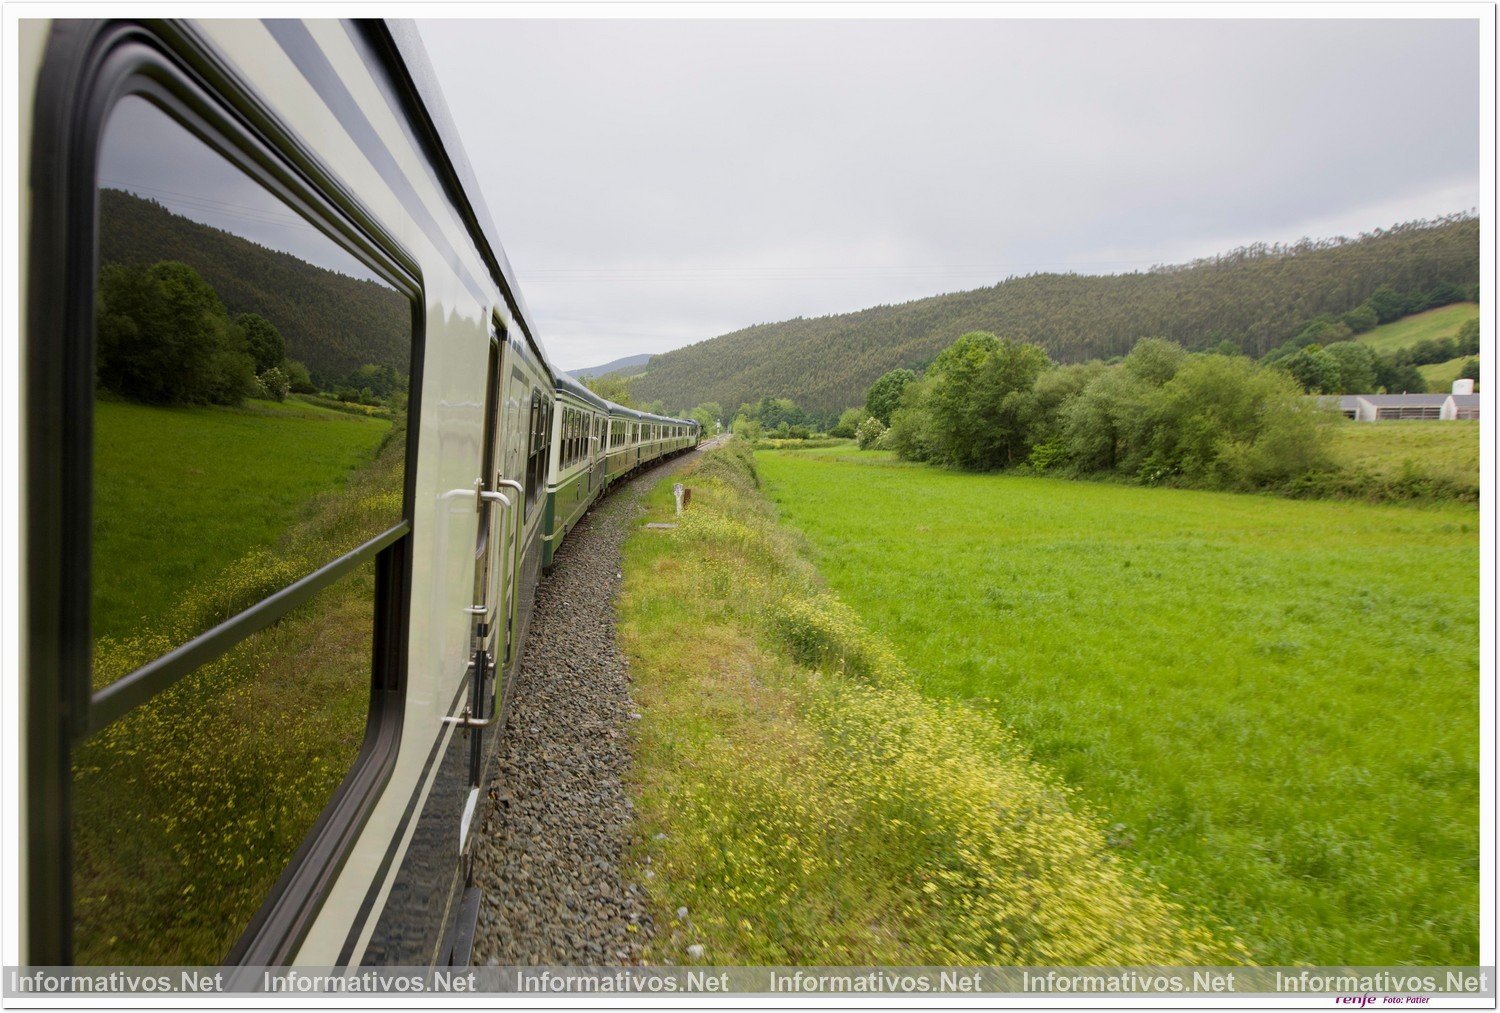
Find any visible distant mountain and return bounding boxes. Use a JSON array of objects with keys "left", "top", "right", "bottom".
[
  {"left": 631, "top": 216, "right": 1480, "bottom": 417},
  {"left": 98, "top": 189, "right": 410, "bottom": 384},
  {"left": 574, "top": 353, "right": 653, "bottom": 380}
]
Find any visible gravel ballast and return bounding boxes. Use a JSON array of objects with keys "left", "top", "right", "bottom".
[{"left": 469, "top": 449, "right": 706, "bottom": 966}]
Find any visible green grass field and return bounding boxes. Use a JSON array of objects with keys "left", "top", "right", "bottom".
[
  {"left": 620, "top": 444, "right": 1237, "bottom": 964},
  {"left": 78, "top": 396, "right": 405, "bottom": 963},
  {"left": 1418, "top": 356, "right": 1475, "bottom": 393},
  {"left": 93, "top": 396, "right": 393, "bottom": 653},
  {"left": 1355, "top": 303, "right": 1478, "bottom": 355},
  {"left": 1329, "top": 419, "right": 1478, "bottom": 488},
  {"left": 757, "top": 448, "right": 1478, "bottom": 965}
]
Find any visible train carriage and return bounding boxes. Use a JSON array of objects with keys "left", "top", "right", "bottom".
[
  {"left": 18, "top": 17, "right": 698, "bottom": 969},
  {"left": 542, "top": 374, "right": 609, "bottom": 568}
]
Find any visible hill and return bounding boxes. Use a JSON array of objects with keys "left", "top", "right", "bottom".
[
  {"left": 98, "top": 189, "right": 410, "bottom": 384},
  {"left": 631, "top": 216, "right": 1479, "bottom": 416},
  {"left": 574, "top": 352, "right": 653, "bottom": 380}
]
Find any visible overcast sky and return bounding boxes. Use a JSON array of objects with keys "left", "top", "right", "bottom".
[{"left": 416, "top": 18, "right": 1480, "bottom": 372}]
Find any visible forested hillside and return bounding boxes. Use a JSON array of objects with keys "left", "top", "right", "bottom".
[
  {"left": 99, "top": 190, "right": 410, "bottom": 384},
  {"left": 632, "top": 216, "right": 1479, "bottom": 415}
]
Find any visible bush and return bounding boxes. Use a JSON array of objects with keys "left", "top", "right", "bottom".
[
  {"left": 256, "top": 366, "right": 290, "bottom": 402},
  {"left": 283, "top": 359, "right": 316, "bottom": 394},
  {"left": 1026, "top": 439, "right": 1067, "bottom": 472},
  {"left": 1137, "top": 355, "right": 1331, "bottom": 489},
  {"left": 829, "top": 406, "right": 866, "bottom": 439},
  {"left": 732, "top": 414, "right": 762, "bottom": 443},
  {"left": 854, "top": 416, "right": 886, "bottom": 450}
]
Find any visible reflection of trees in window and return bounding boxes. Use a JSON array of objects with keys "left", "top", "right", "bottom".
[{"left": 77, "top": 96, "right": 413, "bottom": 964}]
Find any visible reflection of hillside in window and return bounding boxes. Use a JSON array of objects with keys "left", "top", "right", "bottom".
[{"left": 76, "top": 95, "right": 413, "bottom": 963}]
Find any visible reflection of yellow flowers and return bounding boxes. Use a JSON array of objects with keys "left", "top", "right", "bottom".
[
  {"left": 74, "top": 435, "right": 405, "bottom": 964},
  {"left": 627, "top": 440, "right": 1246, "bottom": 966}
]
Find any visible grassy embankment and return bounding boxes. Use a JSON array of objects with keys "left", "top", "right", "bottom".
[
  {"left": 76, "top": 396, "right": 401, "bottom": 964},
  {"left": 754, "top": 446, "right": 1478, "bottom": 966},
  {"left": 1354, "top": 302, "right": 1478, "bottom": 356},
  {"left": 619, "top": 441, "right": 1242, "bottom": 965},
  {"left": 1419, "top": 357, "right": 1474, "bottom": 392},
  {"left": 1356, "top": 302, "right": 1479, "bottom": 394}
]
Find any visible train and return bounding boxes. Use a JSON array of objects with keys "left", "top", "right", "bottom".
[{"left": 18, "top": 18, "right": 700, "bottom": 967}]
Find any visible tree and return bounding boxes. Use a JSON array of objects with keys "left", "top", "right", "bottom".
[
  {"left": 864, "top": 368, "right": 917, "bottom": 425},
  {"left": 1366, "top": 286, "right": 1407, "bottom": 324},
  {"left": 1373, "top": 356, "right": 1425, "bottom": 394},
  {"left": 283, "top": 359, "right": 316, "bottom": 394},
  {"left": 1060, "top": 367, "right": 1148, "bottom": 472},
  {"left": 1122, "top": 337, "right": 1185, "bottom": 386},
  {"left": 1456, "top": 318, "right": 1480, "bottom": 355},
  {"left": 924, "top": 332, "right": 1050, "bottom": 468},
  {"left": 1426, "top": 280, "right": 1465, "bottom": 307},
  {"left": 1340, "top": 304, "right": 1379, "bottom": 333},
  {"left": 583, "top": 373, "right": 637, "bottom": 407},
  {"left": 748, "top": 396, "right": 806, "bottom": 430},
  {"left": 1322, "top": 341, "right": 1380, "bottom": 393},
  {"left": 1277, "top": 345, "right": 1341, "bottom": 393},
  {"left": 1458, "top": 358, "right": 1480, "bottom": 389},
  {"left": 731, "top": 414, "right": 761, "bottom": 442},
  {"left": 886, "top": 378, "right": 939, "bottom": 462},
  {"left": 236, "top": 312, "right": 286, "bottom": 374},
  {"left": 1137, "top": 355, "right": 1330, "bottom": 488},
  {"left": 830, "top": 406, "right": 867, "bottom": 438},
  {"left": 1027, "top": 361, "right": 1106, "bottom": 449},
  {"left": 96, "top": 260, "right": 256, "bottom": 406},
  {"left": 690, "top": 401, "right": 723, "bottom": 433}
]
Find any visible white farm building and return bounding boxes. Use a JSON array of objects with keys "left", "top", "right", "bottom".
[{"left": 1328, "top": 392, "right": 1481, "bottom": 422}]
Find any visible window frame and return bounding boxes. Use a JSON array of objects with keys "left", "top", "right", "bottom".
[{"left": 26, "top": 22, "right": 423, "bottom": 965}]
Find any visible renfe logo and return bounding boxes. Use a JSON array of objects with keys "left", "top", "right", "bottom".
[{"left": 1334, "top": 997, "right": 1378, "bottom": 1007}]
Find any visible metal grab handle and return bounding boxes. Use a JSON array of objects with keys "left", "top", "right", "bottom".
[
  {"left": 442, "top": 704, "right": 495, "bottom": 729},
  {"left": 480, "top": 489, "right": 511, "bottom": 508}
]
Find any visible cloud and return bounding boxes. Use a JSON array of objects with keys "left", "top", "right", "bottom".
[{"left": 416, "top": 18, "right": 1480, "bottom": 370}]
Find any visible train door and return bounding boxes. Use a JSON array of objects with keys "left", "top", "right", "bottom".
[
  {"left": 498, "top": 360, "right": 533, "bottom": 669},
  {"left": 465, "top": 335, "right": 507, "bottom": 799}
]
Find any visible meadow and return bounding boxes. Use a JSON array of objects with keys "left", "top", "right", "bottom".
[
  {"left": 1328, "top": 419, "right": 1478, "bottom": 489},
  {"left": 93, "top": 395, "right": 393, "bottom": 660},
  {"left": 1419, "top": 356, "right": 1474, "bottom": 392},
  {"left": 1354, "top": 302, "right": 1478, "bottom": 355},
  {"left": 619, "top": 443, "right": 1238, "bottom": 965},
  {"left": 755, "top": 447, "right": 1478, "bottom": 965},
  {"left": 77, "top": 396, "right": 404, "bottom": 963}
]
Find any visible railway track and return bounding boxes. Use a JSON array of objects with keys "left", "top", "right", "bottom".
[{"left": 470, "top": 442, "right": 714, "bottom": 964}]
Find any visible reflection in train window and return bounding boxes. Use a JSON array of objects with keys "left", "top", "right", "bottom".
[
  {"left": 76, "top": 95, "right": 412, "bottom": 963},
  {"left": 73, "top": 559, "right": 378, "bottom": 964},
  {"left": 91, "top": 96, "right": 410, "bottom": 685}
]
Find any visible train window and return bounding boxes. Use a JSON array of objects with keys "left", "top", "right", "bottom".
[
  {"left": 525, "top": 390, "right": 550, "bottom": 516},
  {"left": 91, "top": 96, "right": 410, "bottom": 687},
  {"left": 72, "top": 94, "right": 414, "bottom": 963}
]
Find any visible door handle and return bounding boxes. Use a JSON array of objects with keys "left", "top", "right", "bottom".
[{"left": 442, "top": 704, "right": 495, "bottom": 729}]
